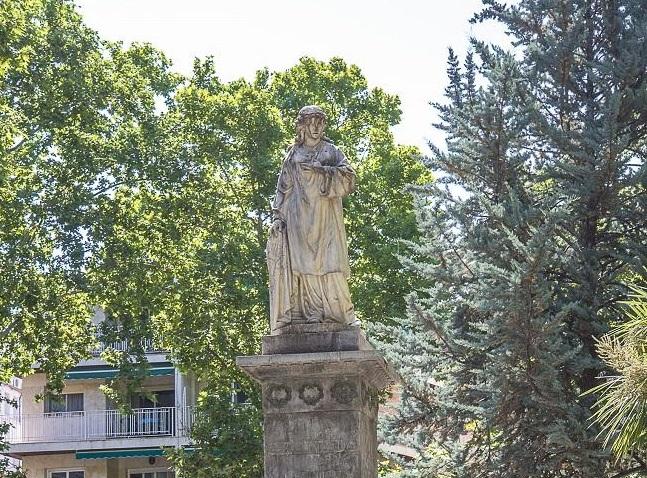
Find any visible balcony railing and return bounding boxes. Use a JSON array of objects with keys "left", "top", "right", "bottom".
[
  {"left": 1, "top": 407, "right": 194, "bottom": 444},
  {"left": 90, "top": 338, "right": 164, "bottom": 356}
]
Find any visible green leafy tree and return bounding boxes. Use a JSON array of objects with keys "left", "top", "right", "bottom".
[
  {"left": 1, "top": 2, "right": 428, "bottom": 476},
  {"left": 375, "top": 0, "right": 647, "bottom": 476},
  {"left": 0, "top": 418, "right": 25, "bottom": 478},
  {"left": 1, "top": 0, "right": 179, "bottom": 472},
  {"left": 160, "top": 57, "right": 429, "bottom": 476},
  {"left": 0, "top": 0, "right": 101, "bottom": 395}
]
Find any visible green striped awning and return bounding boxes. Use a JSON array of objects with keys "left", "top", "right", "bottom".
[
  {"left": 65, "top": 366, "right": 175, "bottom": 380},
  {"left": 76, "top": 448, "right": 166, "bottom": 460}
]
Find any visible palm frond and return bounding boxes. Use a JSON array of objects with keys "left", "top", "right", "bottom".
[{"left": 587, "top": 283, "right": 647, "bottom": 457}]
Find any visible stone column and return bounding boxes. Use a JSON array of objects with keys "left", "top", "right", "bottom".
[{"left": 237, "top": 324, "right": 396, "bottom": 478}]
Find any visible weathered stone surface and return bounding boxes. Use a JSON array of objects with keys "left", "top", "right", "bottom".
[
  {"left": 262, "top": 323, "right": 371, "bottom": 355},
  {"left": 268, "top": 105, "right": 359, "bottom": 332},
  {"left": 241, "top": 362, "right": 383, "bottom": 477},
  {"left": 264, "top": 409, "right": 367, "bottom": 477},
  {"left": 237, "top": 327, "right": 396, "bottom": 478},
  {"left": 237, "top": 350, "right": 395, "bottom": 392},
  {"left": 270, "top": 322, "right": 352, "bottom": 335}
]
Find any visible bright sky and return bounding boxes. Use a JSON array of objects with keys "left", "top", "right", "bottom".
[{"left": 76, "top": 0, "right": 508, "bottom": 154}]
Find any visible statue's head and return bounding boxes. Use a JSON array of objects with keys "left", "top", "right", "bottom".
[{"left": 295, "top": 105, "right": 327, "bottom": 145}]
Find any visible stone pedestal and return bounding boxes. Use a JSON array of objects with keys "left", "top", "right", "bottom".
[{"left": 237, "top": 324, "right": 396, "bottom": 478}]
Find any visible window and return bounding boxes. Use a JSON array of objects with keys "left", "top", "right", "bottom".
[
  {"left": 130, "top": 390, "right": 174, "bottom": 409},
  {"left": 231, "top": 382, "right": 248, "bottom": 404},
  {"left": 44, "top": 393, "right": 84, "bottom": 414},
  {"left": 128, "top": 469, "right": 175, "bottom": 478},
  {"left": 48, "top": 470, "right": 84, "bottom": 478}
]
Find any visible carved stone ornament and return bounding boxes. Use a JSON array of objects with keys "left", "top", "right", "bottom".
[
  {"left": 298, "top": 383, "right": 324, "bottom": 405},
  {"left": 266, "top": 384, "right": 291, "bottom": 407},
  {"left": 331, "top": 380, "right": 357, "bottom": 405}
]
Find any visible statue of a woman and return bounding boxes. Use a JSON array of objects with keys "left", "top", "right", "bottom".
[{"left": 267, "top": 105, "right": 359, "bottom": 333}]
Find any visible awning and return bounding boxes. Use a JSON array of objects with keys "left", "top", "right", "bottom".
[
  {"left": 65, "top": 366, "right": 175, "bottom": 380},
  {"left": 76, "top": 448, "right": 166, "bottom": 460}
]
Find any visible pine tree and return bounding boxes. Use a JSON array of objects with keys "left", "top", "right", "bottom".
[{"left": 375, "top": 1, "right": 647, "bottom": 476}]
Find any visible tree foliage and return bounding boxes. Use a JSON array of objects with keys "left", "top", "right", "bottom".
[
  {"left": 0, "top": 0, "right": 179, "bottom": 472},
  {"left": 0, "top": 1, "right": 428, "bottom": 476},
  {"left": 159, "top": 55, "right": 429, "bottom": 476},
  {"left": 589, "top": 281, "right": 647, "bottom": 460},
  {"left": 376, "top": 0, "right": 647, "bottom": 477}
]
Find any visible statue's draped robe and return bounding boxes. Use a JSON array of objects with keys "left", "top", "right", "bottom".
[{"left": 267, "top": 141, "right": 356, "bottom": 332}]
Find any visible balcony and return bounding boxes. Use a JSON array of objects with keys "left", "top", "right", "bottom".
[
  {"left": 1, "top": 407, "right": 194, "bottom": 455},
  {"left": 79, "top": 338, "right": 169, "bottom": 368},
  {"left": 90, "top": 338, "right": 164, "bottom": 357}
]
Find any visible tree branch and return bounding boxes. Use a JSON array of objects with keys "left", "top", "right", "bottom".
[
  {"left": 7, "top": 137, "right": 26, "bottom": 154},
  {"left": 609, "top": 464, "right": 647, "bottom": 478}
]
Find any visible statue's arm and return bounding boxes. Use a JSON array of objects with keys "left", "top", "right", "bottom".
[{"left": 321, "top": 148, "right": 355, "bottom": 198}]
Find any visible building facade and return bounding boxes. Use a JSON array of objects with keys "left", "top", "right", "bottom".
[
  {"left": 1, "top": 377, "right": 23, "bottom": 473},
  {"left": 1, "top": 338, "right": 197, "bottom": 478}
]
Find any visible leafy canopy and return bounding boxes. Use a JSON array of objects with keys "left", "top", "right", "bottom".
[{"left": 0, "top": 1, "right": 428, "bottom": 476}]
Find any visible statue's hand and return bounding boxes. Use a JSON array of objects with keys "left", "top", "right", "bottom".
[
  {"left": 271, "top": 219, "right": 285, "bottom": 234},
  {"left": 301, "top": 161, "right": 331, "bottom": 173}
]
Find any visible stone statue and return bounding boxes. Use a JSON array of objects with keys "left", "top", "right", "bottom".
[{"left": 267, "top": 105, "right": 359, "bottom": 332}]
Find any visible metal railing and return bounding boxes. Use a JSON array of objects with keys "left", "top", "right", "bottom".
[
  {"left": 1, "top": 406, "right": 194, "bottom": 444},
  {"left": 90, "top": 338, "right": 164, "bottom": 356}
]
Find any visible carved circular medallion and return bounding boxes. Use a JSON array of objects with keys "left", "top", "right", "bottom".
[
  {"left": 266, "top": 384, "right": 291, "bottom": 407},
  {"left": 298, "top": 383, "right": 324, "bottom": 405},
  {"left": 331, "top": 380, "right": 357, "bottom": 405}
]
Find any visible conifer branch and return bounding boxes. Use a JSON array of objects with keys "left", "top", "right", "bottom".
[
  {"left": 410, "top": 301, "right": 461, "bottom": 361},
  {"left": 440, "top": 231, "right": 475, "bottom": 278}
]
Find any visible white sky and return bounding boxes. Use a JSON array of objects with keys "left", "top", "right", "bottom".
[{"left": 76, "top": 0, "right": 509, "bottom": 155}]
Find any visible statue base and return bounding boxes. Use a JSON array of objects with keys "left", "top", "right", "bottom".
[{"left": 237, "top": 324, "right": 396, "bottom": 478}]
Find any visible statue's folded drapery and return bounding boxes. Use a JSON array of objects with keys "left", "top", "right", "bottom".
[
  {"left": 267, "top": 222, "right": 292, "bottom": 332},
  {"left": 267, "top": 141, "right": 356, "bottom": 331}
]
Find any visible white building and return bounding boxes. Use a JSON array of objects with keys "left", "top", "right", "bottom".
[
  {"left": 1, "top": 376, "right": 23, "bottom": 472},
  {"left": 1, "top": 340, "right": 197, "bottom": 478}
]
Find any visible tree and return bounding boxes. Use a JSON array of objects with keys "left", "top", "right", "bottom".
[
  {"left": 1, "top": 2, "right": 429, "bottom": 475},
  {"left": 157, "top": 56, "right": 429, "bottom": 476},
  {"left": 375, "top": 0, "right": 647, "bottom": 476},
  {"left": 588, "top": 281, "right": 647, "bottom": 463},
  {"left": 0, "top": 0, "right": 103, "bottom": 396},
  {"left": 0, "top": 0, "right": 179, "bottom": 473}
]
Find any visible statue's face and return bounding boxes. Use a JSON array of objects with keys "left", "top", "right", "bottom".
[{"left": 304, "top": 115, "right": 325, "bottom": 143}]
